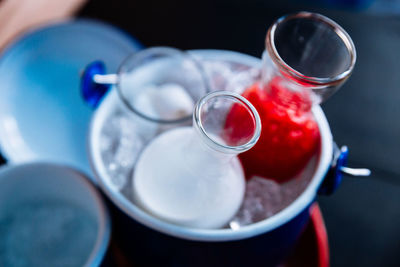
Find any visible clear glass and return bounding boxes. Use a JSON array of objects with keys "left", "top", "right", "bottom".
[
  {"left": 264, "top": 11, "right": 356, "bottom": 104},
  {"left": 98, "top": 47, "right": 210, "bottom": 191},
  {"left": 193, "top": 91, "right": 261, "bottom": 154},
  {"left": 116, "top": 47, "right": 209, "bottom": 124},
  {"left": 224, "top": 12, "right": 355, "bottom": 183},
  {"left": 132, "top": 91, "right": 261, "bottom": 229}
]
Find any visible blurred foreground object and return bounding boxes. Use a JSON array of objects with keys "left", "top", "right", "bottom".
[{"left": 0, "top": 0, "right": 87, "bottom": 50}]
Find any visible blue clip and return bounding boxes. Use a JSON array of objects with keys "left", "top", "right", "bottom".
[{"left": 81, "top": 61, "right": 110, "bottom": 109}]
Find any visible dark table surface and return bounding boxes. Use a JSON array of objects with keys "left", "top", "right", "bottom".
[{"left": 77, "top": 0, "right": 398, "bottom": 266}]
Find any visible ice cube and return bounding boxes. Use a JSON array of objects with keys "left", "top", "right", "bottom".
[
  {"left": 229, "top": 156, "right": 316, "bottom": 229},
  {"left": 106, "top": 162, "right": 130, "bottom": 191},
  {"left": 230, "top": 177, "right": 283, "bottom": 228},
  {"left": 202, "top": 59, "right": 259, "bottom": 94},
  {"left": 225, "top": 67, "right": 260, "bottom": 95},
  {"left": 281, "top": 155, "right": 317, "bottom": 206},
  {"left": 202, "top": 60, "right": 236, "bottom": 91},
  {"left": 99, "top": 113, "right": 122, "bottom": 156},
  {"left": 100, "top": 112, "right": 153, "bottom": 191}
]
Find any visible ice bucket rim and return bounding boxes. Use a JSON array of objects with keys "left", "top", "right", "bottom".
[{"left": 88, "top": 49, "right": 333, "bottom": 242}]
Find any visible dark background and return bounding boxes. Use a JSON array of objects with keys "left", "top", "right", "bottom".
[{"left": 76, "top": 0, "right": 400, "bottom": 266}]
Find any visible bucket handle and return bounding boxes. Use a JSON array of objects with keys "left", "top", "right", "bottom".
[
  {"left": 318, "top": 142, "right": 370, "bottom": 195},
  {"left": 81, "top": 61, "right": 118, "bottom": 109}
]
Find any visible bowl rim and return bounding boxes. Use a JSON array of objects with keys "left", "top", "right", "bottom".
[
  {"left": 88, "top": 49, "right": 333, "bottom": 242},
  {"left": 0, "top": 162, "right": 111, "bottom": 266}
]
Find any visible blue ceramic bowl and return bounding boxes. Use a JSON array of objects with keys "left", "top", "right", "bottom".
[
  {"left": 87, "top": 50, "right": 333, "bottom": 266},
  {"left": 0, "top": 163, "right": 111, "bottom": 266}
]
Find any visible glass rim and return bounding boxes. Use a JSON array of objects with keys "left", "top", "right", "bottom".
[
  {"left": 266, "top": 11, "right": 357, "bottom": 87},
  {"left": 193, "top": 91, "right": 262, "bottom": 154},
  {"left": 116, "top": 47, "right": 210, "bottom": 124}
]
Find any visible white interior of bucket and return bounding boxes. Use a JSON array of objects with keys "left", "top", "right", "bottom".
[{"left": 89, "top": 50, "right": 333, "bottom": 241}]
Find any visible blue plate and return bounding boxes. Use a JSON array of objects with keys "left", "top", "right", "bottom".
[{"left": 0, "top": 19, "right": 141, "bottom": 176}]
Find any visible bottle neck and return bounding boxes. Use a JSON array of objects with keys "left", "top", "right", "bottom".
[
  {"left": 260, "top": 50, "right": 315, "bottom": 112},
  {"left": 188, "top": 129, "right": 236, "bottom": 164},
  {"left": 179, "top": 129, "right": 235, "bottom": 178}
]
